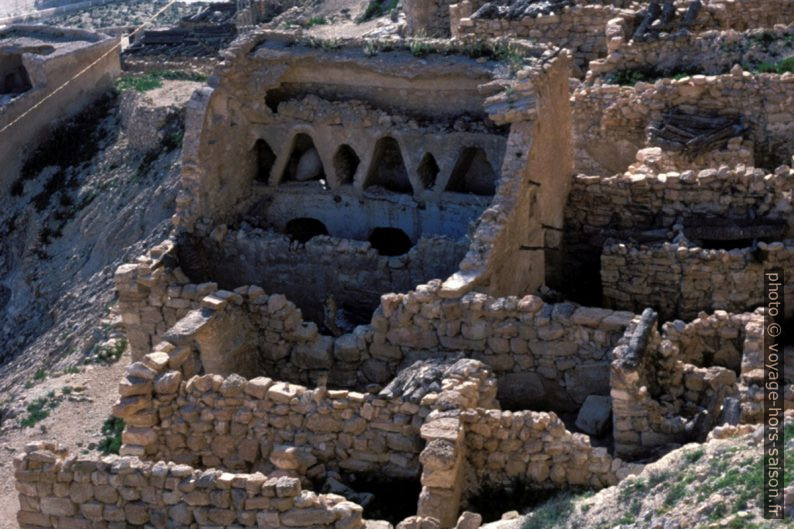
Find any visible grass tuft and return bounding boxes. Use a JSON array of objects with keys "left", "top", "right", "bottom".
[{"left": 98, "top": 416, "right": 125, "bottom": 455}]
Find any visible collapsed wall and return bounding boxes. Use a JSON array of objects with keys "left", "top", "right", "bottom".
[
  {"left": 451, "top": 1, "right": 634, "bottom": 75},
  {"left": 573, "top": 71, "right": 794, "bottom": 176},
  {"left": 0, "top": 25, "right": 120, "bottom": 193},
  {"left": 611, "top": 308, "right": 794, "bottom": 458}
]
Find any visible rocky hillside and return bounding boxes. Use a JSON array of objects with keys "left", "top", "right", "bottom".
[
  {"left": 493, "top": 420, "right": 794, "bottom": 529},
  {"left": 0, "top": 78, "right": 200, "bottom": 402}
]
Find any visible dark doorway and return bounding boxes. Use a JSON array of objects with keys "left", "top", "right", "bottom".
[
  {"left": 368, "top": 227, "right": 413, "bottom": 256},
  {"left": 0, "top": 55, "right": 32, "bottom": 95},
  {"left": 285, "top": 218, "right": 329, "bottom": 243}
]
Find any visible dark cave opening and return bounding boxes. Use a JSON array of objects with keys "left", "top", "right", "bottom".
[
  {"left": 285, "top": 217, "right": 329, "bottom": 243},
  {"left": 368, "top": 227, "right": 413, "bottom": 256}
]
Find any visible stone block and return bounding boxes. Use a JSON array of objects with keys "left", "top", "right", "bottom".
[{"left": 575, "top": 395, "right": 612, "bottom": 437}]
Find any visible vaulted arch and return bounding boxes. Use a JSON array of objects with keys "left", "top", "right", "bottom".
[
  {"left": 365, "top": 137, "right": 412, "bottom": 194},
  {"left": 446, "top": 146, "right": 497, "bottom": 195}
]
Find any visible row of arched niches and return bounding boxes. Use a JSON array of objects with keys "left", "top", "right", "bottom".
[{"left": 253, "top": 132, "right": 500, "bottom": 197}]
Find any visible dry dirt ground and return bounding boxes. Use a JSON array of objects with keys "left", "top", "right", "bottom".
[{"left": 0, "top": 353, "right": 129, "bottom": 528}]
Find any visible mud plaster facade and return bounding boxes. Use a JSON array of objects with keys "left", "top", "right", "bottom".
[{"left": 0, "top": 25, "right": 120, "bottom": 193}]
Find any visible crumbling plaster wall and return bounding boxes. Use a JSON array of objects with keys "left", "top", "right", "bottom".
[
  {"left": 573, "top": 72, "right": 794, "bottom": 176},
  {"left": 0, "top": 25, "right": 120, "bottom": 193}
]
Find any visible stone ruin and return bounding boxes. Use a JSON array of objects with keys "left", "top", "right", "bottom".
[
  {"left": 0, "top": 24, "right": 119, "bottom": 193},
  {"left": 12, "top": 2, "right": 794, "bottom": 528},
  {"left": 125, "top": 2, "right": 239, "bottom": 58}
]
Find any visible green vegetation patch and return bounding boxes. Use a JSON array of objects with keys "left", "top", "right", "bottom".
[
  {"left": 115, "top": 70, "right": 208, "bottom": 93},
  {"left": 753, "top": 56, "right": 794, "bottom": 74},
  {"left": 20, "top": 391, "right": 61, "bottom": 428},
  {"left": 98, "top": 416, "right": 125, "bottom": 455},
  {"left": 521, "top": 490, "right": 591, "bottom": 529}
]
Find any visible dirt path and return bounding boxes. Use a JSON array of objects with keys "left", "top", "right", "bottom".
[{"left": 0, "top": 354, "right": 129, "bottom": 528}]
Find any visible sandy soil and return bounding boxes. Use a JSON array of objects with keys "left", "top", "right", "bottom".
[{"left": 0, "top": 353, "right": 129, "bottom": 528}]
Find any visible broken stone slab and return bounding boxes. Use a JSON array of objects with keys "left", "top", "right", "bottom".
[
  {"left": 420, "top": 417, "right": 461, "bottom": 443},
  {"left": 575, "top": 395, "right": 612, "bottom": 437},
  {"left": 163, "top": 309, "right": 215, "bottom": 345}
]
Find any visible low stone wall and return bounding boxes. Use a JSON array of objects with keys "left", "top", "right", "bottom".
[
  {"left": 561, "top": 163, "right": 793, "bottom": 303},
  {"left": 601, "top": 240, "right": 794, "bottom": 321},
  {"left": 461, "top": 408, "right": 621, "bottom": 488},
  {"left": 451, "top": 2, "right": 632, "bottom": 73},
  {"left": 573, "top": 72, "right": 794, "bottom": 175},
  {"left": 14, "top": 442, "right": 364, "bottom": 529},
  {"left": 590, "top": 25, "right": 794, "bottom": 82},
  {"left": 118, "top": 241, "right": 634, "bottom": 410}
]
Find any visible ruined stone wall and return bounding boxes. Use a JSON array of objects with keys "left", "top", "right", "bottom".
[
  {"left": 590, "top": 25, "right": 794, "bottom": 82},
  {"left": 601, "top": 240, "right": 794, "bottom": 321},
  {"left": 404, "top": 0, "right": 458, "bottom": 37},
  {"left": 374, "top": 284, "right": 633, "bottom": 411},
  {"left": 130, "top": 370, "right": 429, "bottom": 477},
  {"left": 687, "top": 0, "right": 793, "bottom": 31},
  {"left": 611, "top": 307, "right": 792, "bottom": 459},
  {"left": 610, "top": 310, "right": 687, "bottom": 458},
  {"left": 117, "top": 251, "right": 634, "bottom": 411},
  {"left": 0, "top": 25, "right": 120, "bottom": 193},
  {"left": 176, "top": 226, "right": 469, "bottom": 328},
  {"left": 14, "top": 442, "right": 364, "bottom": 529},
  {"left": 451, "top": 2, "right": 632, "bottom": 73},
  {"left": 460, "top": 408, "right": 621, "bottom": 489},
  {"left": 661, "top": 310, "right": 756, "bottom": 371},
  {"left": 573, "top": 72, "right": 794, "bottom": 175},
  {"left": 561, "top": 164, "right": 793, "bottom": 303}
]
